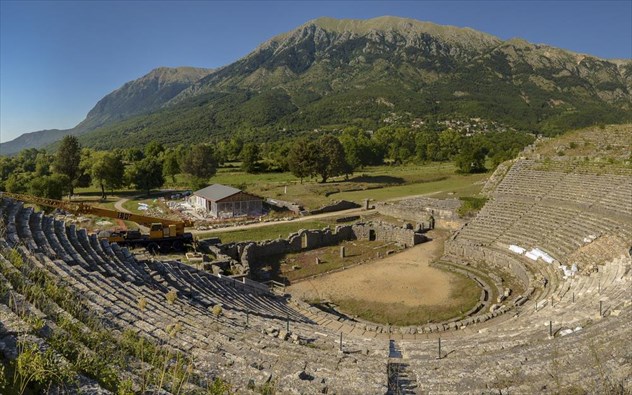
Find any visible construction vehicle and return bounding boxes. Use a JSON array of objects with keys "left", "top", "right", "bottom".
[{"left": 0, "top": 192, "right": 195, "bottom": 253}]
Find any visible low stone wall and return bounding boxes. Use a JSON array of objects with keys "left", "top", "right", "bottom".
[
  {"left": 218, "top": 222, "right": 426, "bottom": 277},
  {"left": 265, "top": 198, "right": 303, "bottom": 214},
  {"left": 309, "top": 200, "right": 361, "bottom": 215},
  {"left": 376, "top": 197, "right": 464, "bottom": 230},
  {"left": 444, "top": 240, "right": 531, "bottom": 287},
  {"left": 351, "top": 222, "right": 425, "bottom": 247}
]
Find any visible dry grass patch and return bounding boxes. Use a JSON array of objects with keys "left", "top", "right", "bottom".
[
  {"left": 270, "top": 240, "right": 399, "bottom": 283},
  {"left": 287, "top": 231, "right": 482, "bottom": 325},
  {"left": 332, "top": 273, "right": 480, "bottom": 326}
]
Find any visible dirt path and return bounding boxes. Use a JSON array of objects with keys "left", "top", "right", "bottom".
[
  {"left": 113, "top": 196, "right": 149, "bottom": 232},
  {"left": 288, "top": 231, "right": 462, "bottom": 307},
  {"left": 114, "top": 197, "right": 131, "bottom": 213}
]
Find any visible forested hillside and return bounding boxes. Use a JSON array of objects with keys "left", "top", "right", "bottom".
[{"left": 2, "top": 16, "right": 631, "bottom": 153}]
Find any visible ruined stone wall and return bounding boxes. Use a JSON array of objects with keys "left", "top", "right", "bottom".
[
  {"left": 376, "top": 197, "right": 464, "bottom": 230},
  {"left": 309, "top": 200, "right": 361, "bottom": 215},
  {"left": 444, "top": 240, "right": 531, "bottom": 287},
  {"left": 265, "top": 198, "right": 302, "bottom": 214},
  {"left": 375, "top": 202, "right": 432, "bottom": 224},
  {"left": 218, "top": 222, "right": 424, "bottom": 276},
  {"left": 352, "top": 222, "right": 425, "bottom": 247}
]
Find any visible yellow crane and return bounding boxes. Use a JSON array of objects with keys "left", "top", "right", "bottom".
[{"left": 1, "top": 192, "right": 195, "bottom": 253}]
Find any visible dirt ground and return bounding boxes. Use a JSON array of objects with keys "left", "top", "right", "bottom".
[{"left": 288, "top": 230, "right": 466, "bottom": 308}]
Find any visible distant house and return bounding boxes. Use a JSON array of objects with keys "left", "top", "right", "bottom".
[{"left": 190, "top": 184, "right": 263, "bottom": 218}]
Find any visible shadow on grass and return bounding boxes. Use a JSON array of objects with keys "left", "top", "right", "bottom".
[
  {"left": 345, "top": 175, "right": 405, "bottom": 184},
  {"left": 74, "top": 189, "right": 186, "bottom": 201}
]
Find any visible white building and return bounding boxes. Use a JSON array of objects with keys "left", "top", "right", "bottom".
[{"left": 190, "top": 184, "right": 263, "bottom": 218}]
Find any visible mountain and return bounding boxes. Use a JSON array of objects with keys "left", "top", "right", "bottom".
[
  {"left": 3, "top": 16, "right": 632, "bottom": 153},
  {"left": 76, "top": 66, "right": 213, "bottom": 131},
  {"left": 0, "top": 66, "right": 213, "bottom": 155},
  {"left": 0, "top": 128, "right": 70, "bottom": 156}
]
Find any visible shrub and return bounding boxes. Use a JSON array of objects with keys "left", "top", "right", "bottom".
[
  {"left": 166, "top": 289, "right": 177, "bottom": 305},
  {"left": 167, "top": 322, "right": 183, "bottom": 338},
  {"left": 0, "top": 364, "right": 6, "bottom": 392},
  {"left": 457, "top": 196, "right": 488, "bottom": 217},
  {"left": 117, "top": 378, "right": 134, "bottom": 395},
  {"left": 212, "top": 305, "right": 223, "bottom": 317},
  {"left": 138, "top": 296, "right": 147, "bottom": 311},
  {"left": 15, "top": 340, "right": 75, "bottom": 394},
  {"left": 207, "top": 377, "right": 231, "bottom": 395}
]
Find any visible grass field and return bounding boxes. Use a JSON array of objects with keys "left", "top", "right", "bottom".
[
  {"left": 73, "top": 162, "right": 487, "bottom": 212},
  {"left": 200, "top": 220, "right": 332, "bottom": 243},
  {"left": 167, "top": 162, "right": 488, "bottom": 209},
  {"left": 68, "top": 161, "right": 487, "bottom": 237},
  {"left": 334, "top": 172, "right": 488, "bottom": 202},
  {"left": 243, "top": 162, "right": 489, "bottom": 209},
  {"left": 332, "top": 272, "right": 480, "bottom": 326},
  {"left": 265, "top": 240, "right": 399, "bottom": 283}
]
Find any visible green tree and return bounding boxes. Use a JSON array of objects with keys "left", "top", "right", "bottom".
[
  {"left": 213, "top": 140, "right": 229, "bottom": 165},
  {"left": 227, "top": 137, "right": 244, "bottom": 161},
  {"left": 28, "top": 174, "right": 68, "bottom": 200},
  {"left": 128, "top": 157, "right": 164, "bottom": 196},
  {"left": 75, "top": 148, "right": 94, "bottom": 189},
  {"left": 339, "top": 127, "right": 384, "bottom": 170},
  {"left": 34, "top": 152, "right": 53, "bottom": 177},
  {"left": 181, "top": 144, "right": 218, "bottom": 181},
  {"left": 438, "top": 129, "right": 462, "bottom": 161},
  {"left": 144, "top": 140, "right": 165, "bottom": 158},
  {"left": 16, "top": 148, "right": 39, "bottom": 173},
  {"left": 4, "top": 173, "right": 30, "bottom": 194},
  {"left": 374, "top": 126, "right": 414, "bottom": 164},
  {"left": 124, "top": 148, "right": 144, "bottom": 162},
  {"left": 162, "top": 150, "right": 181, "bottom": 183},
  {"left": 288, "top": 138, "right": 318, "bottom": 183},
  {"left": 91, "top": 152, "right": 125, "bottom": 199},
  {"left": 313, "top": 135, "right": 351, "bottom": 183},
  {"left": 240, "top": 143, "right": 261, "bottom": 173},
  {"left": 266, "top": 141, "right": 292, "bottom": 172},
  {"left": 455, "top": 140, "right": 487, "bottom": 173},
  {"left": 0, "top": 156, "right": 17, "bottom": 181},
  {"left": 415, "top": 131, "right": 440, "bottom": 162},
  {"left": 53, "top": 135, "right": 82, "bottom": 197}
]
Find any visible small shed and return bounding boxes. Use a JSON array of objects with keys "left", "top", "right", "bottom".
[{"left": 191, "top": 184, "right": 263, "bottom": 218}]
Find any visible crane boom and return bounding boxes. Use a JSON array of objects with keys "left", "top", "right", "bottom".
[
  {"left": 0, "top": 192, "right": 193, "bottom": 227},
  {"left": 0, "top": 192, "right": 196, "bottom": 253}
]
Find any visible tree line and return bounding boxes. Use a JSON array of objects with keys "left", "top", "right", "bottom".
[{"left": 0, "top": 125, "right": 534, "bottom": 200}]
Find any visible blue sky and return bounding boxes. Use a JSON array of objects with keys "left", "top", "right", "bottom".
[{"left": 1, "top": 1, "right": 631, "bottom": 143}]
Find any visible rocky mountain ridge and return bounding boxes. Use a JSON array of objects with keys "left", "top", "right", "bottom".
[
  {"left": 1, "top": 66, "right": 213, "bottom": 155},
  {"left": 2, "top": 16, "right": 630, "bottom": 153}
]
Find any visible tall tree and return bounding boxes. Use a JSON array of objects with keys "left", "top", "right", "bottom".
[
  {"left": 227, "top": 137, "right": 244, "bottom": 161},
  {"left": 34, "top": 152, "right": 52, "bottom": 177},
  {"left": 240, "top": 143, "right": 261, "bottom": 173},
  {"left": 313, "top": 135, "right": 351, "bottom": 183},
  {"left": 340, "top": 127, "right": 384, "bottom": 170},
  {"left": 181, "top": 144, "right": 218, "bottom": 182},
  {"left": 54, "top": 135, "right": 82, "bottom": 197},
  {"left": 28, "top": 174, "right": 68, "bottom": 200},
  {"left": 144, "top": 140, "right": 165, "bottom": 158},
  {"left": 91, "top": 152, "right": 125, "bottom": 199},
  {"left": 438, "top": 129, "right": 462, "bottom": 160},
  {"left": 16, "top": 148, "right": 39, "bottom": 173},
  {"left": 288, "top": 139, "right": 318, "bottom": 183},
  {"left": 128, "top": 157, "right": 164, "bottom": 196},
  {"left": 124, "top": 148, "right": 144, "bottom": 162},
  {"left": 162, "top": 150, "right": 181, "bottom": 183},
  {"left": 455, "top": 140, "right": 487, "bottom": 174}
]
